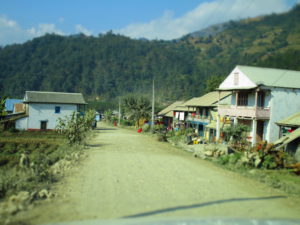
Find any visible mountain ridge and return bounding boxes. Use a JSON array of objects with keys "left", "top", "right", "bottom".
[{"left": 0, "top": 5, "right": 299, "bottom": 106}]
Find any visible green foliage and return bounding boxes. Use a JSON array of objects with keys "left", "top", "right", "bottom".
[
  {"left": 204, "top": 75, "right": 226, "bottom": 93},
  {"left": 104, "top": 109, "right": 117, "bottom": 124},
  {"left": 223, "top": 124, "right": 250, "bottom": 145},
  {"left": 142, "top": 123, "right": 150, "bottom": 132},
  {"left": 0, "top": 96, "right": 7, "bottom": 116},
  {"left": 56, "top": 110, "right": 95, "bottom": 145},
  {"left": 122, "top": 95, "right": 151, "bottom": 127},
  {"left": 1, "top": 6, "right": 300, "bottom": 102}
]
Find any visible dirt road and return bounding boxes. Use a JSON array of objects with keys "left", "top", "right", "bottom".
[{"left": 17, "top": 122, "right": 300, "bottom": 224}]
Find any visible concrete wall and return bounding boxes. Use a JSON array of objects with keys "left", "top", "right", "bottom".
[
  {"left": 15, "top": 117, "right": 28, "bottom": 130},
  {"left": 16, "top": 103, "right": 78, "bottom": 130},
  {"left": 219, "top": 67, "right": 256, "bottom": 89},
  {"left": 267, "top": 88, "right": 300, "bottom": 142}
]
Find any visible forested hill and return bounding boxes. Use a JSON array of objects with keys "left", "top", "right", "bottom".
[{"left": 0, "top": 4, "right": 300, "bottom": 103}]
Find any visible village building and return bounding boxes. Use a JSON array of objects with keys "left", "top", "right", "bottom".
[
  {"left": 217, "top": 65, "right": 300, "bottom": 146},
  {"left": 184, "top": 91, "right": 231, "bottom": 141},
  {"left": 4, "top": 99, "right": 23, "bottom": 114},
  {"left": 158, "top": 101, "right": 185, "bottom": 130},
  {"left": 276, "top": 111, "right": 300, "bottom": 137},
  {"left": 15, "top": 91, "right": 87, "bottom": 130},
  {"left": 274, "top": 112, "right": 300, "bottom": 162}
]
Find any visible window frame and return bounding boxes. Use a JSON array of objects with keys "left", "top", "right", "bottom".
[{"left": 55, "top": 106, "right": 61, "bottom": 114}]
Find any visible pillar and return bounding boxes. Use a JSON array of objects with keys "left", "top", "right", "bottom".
[
  {"left": 233, "top": 117, "right": 238, "bottom": 125},
  {"left": 252, "top": 119, "right": 257, "bottom": 146},
  {"left": 216, "top": 115, "right": 220, "bottom": 141}
]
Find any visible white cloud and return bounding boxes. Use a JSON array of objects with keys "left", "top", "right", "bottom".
[
  {"left": 0, "top": 15, "right": 65, "bottom": 46},
  {"left": 58, "top": 17, "right": 65, "bottom": 23},
  {"left": 75, "top": 24, "right": 93, "bottom": 36},
  {"left": 116, "top": 0, "right": 294, "bottom": 40},
  {"left": 27, "top": 24, "right": 65, "bottom": 36}
]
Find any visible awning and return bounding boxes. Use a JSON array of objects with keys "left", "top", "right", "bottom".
[
  {"left": 205, "top": 121, "right": 231, "bottom": 129},
  {"left": 274, "top": 127, "right": 300, "bottom": 149}
]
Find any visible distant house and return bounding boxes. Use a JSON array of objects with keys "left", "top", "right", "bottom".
[
  {"left": 276, "top": 111, "right": 300, "bottom": 137},
  {"left": 274, "top": 112, "right": 300, "bottom": 162},
  {"left": 15, "top": 91, "right": 87, "bottom": 130},
  {"left": 158, "top": 101, "right": 186, "bottom": 130},
  {"left": 217, "top": 65, "right": 300, "bottom": 146},
  {"left": 5, "top": 99, "right": 23, "bottom": 114},
  {"left": 184, "top": 91, "right": 231, "bottom": 141}
]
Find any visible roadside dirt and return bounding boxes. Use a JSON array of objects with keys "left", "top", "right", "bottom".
[{"left": 14, "top": 122, "right": 300, "bottom": 224}]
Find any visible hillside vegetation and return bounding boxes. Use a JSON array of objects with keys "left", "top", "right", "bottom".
[{"left": 0, "top": 5, "right": 299, "bottom": 108}]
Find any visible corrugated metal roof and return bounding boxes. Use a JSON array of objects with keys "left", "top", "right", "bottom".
[
  {"left": 237, "top": 65, "right": 300, "bottom": 89},
  {"left": 184, "top": 91, "right": 231, "bottom": 107},
  {"left": 24, "top": 91, "right": 87, "bottom": 104},
  {"left": 158, "top": 101, "right": 185, "bottom": 116},
  {"left": 274, "top": 127, "right": 300, "bottom": 149},
  {"left": 174, "top": 104, "right": 193, "bottom": 112},
  {"left": 276, "top": 112, "right": 300, "bottom": 127},
  {"left": 5, "top": 99, "right": 23, "bottom": 111}
]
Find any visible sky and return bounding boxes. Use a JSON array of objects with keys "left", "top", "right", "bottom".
[{"left": 0, "top": 0, "right": 299, "bottom": 46}]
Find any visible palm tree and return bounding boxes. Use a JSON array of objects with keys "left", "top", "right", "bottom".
[{"left": 122, "top": 95, "right": 151, "bottom": 127}]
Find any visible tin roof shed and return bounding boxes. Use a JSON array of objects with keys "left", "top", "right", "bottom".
[{"left": 24, "top": 91, "right": 87, "bottom": 105}]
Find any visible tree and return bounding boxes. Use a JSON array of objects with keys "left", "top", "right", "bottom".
[
  {"left": 56, "top": 109, "right": 95, "bottom": 145},
  {"left": 0, "top": 97, "right": 7, "bottom": 116},
  {"left": 204, "top": 75, "right": 225, "bottom": 93},
  {"left": 122, "top": 95, "right": 151, "bottom": 127}
]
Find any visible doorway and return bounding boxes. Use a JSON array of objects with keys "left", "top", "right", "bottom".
[
  {"left": 256, "top": 120, "right": 264, "bottom": 143},
  {"left": 40, "top": 121, "right": 47, "bottom": 130}
]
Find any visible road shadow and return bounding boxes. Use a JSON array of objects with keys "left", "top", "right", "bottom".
[
  {"left": 85, "top": 143, "right": 108, "bottom": 148},
  {"left": 94, "top": 128, "right": 117, "bottom": 131},
  {"left": 122, "top": 196, "right": 286, "bottom": 218}
]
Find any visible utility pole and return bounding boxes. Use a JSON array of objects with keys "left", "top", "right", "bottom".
[
  {"left": 118, "top": 98, "right": 121, "bottom": 126},
  {"left": 151, "top": 79, "right": 155, "bottom": 132}
]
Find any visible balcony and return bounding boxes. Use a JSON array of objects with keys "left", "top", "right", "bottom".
[
  {"left": 218, "top": 105, "right": 270, "bottom": 119},
  {"left": 186, "top": 115, "right": 211, "bottom": 123}
]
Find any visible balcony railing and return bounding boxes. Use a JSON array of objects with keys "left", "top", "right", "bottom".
[
  {"left": 218, "top": 105, "right": 270, "bottom": 119},
  {"left": 186, "top": 115, "right": 211, "bottom": 123}
]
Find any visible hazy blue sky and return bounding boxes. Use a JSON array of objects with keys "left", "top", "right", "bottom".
[{"left": 0, "top": 0, "right": 299, "bottom": 45}]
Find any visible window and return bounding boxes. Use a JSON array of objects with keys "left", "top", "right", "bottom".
[
  {"left": 55, "top": 106, "right": 61, "bottom": 114},
  {"left": 237, "top": 93, "right": 248, "bottom": 106},
  {"left": 40, "top": 121, "right": 47, "bottom": 130},
  {"left": 257, "top": 92, "right": 265, "bottom": 108},
  {"left": 234, "top": 72, "right": 239, "bottom": 85}
]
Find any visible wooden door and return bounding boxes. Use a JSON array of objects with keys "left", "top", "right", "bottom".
[
  {"left": 256, "top": 120, "right": 264, "bottom": 143},
  {"left": 40, "top": 121, "right": 47, "bottom": 130}
]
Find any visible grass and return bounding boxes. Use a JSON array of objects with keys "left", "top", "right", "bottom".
[
  {"left": 0, "top": 130, "right": 80, "bottom": 200},
  {"left": 212, "top": 157, "right": 300, "bottom": 197}
]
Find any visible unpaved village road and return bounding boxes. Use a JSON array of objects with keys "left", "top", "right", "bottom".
[{"left": 17, "top": 122, "right": 300, "bottom": 224}]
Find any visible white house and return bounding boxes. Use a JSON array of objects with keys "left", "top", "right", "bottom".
[
  {"left": 217, "top": 65, "right": 300, "bottom": 146},
  {"left": 16, "top": 91, "right": 87, "bottom": 130}
]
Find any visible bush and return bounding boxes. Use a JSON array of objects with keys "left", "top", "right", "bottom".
[
  {"left": 142, "top": 123, "right": 150, "bottom": 132},
  {"left": 56, "top": 109, "right": 95, "bottom": 145}
]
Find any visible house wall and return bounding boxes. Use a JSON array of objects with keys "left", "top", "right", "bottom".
[
  {"left": 267, "top": 88, "right": 300, "bottom": 142},
  {"left": 229, "top": 91, "right": 270, "bottom": 107},
  {"left": 15, "top": 117, "right": 28, "bottom": 130},
  {"left": 219, "top": 67, "right": 256, "bottom": 89},
  {"left": 23, "top": 103, "right": 78, "bottom": 130}
]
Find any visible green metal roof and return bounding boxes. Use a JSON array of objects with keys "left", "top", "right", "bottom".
[
  {"left": 158, "top": 101, "right": 185, "bottom": 116},
  {"left": 276, "top": 111, "right": 300, "bottom": 127},
  {"left": 24, "top": 91, "right": 87, "bottom": 104},
  {"left": 237, "top": 65, "right": 300, "bottom": 89},
  {"left": 274, "top": 127, "right": 300, "bottom": 148},
  {"left": 184, "top": 91, "right": 231, "bottom": 107}
]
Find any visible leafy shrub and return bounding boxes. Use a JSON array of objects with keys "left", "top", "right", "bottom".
[
  {"left": 142, "top": 123, "right": 150, "bottom": 132},
  {"left": 56, "top": 109, "right": 95, "bottom": 145}
]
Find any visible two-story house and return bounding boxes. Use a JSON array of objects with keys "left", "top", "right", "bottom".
[
  {"left": 217, "top": 65, "right": 300, "bottom": 146},
  {"left": 184, "top": 91, "right": 231, "bottom": 138},
  {"left": 158, "top": 101, "right": 185, "bottom": 130},
  {"left": 16, "top": 91, "right": 87, "bottom": 130}
]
